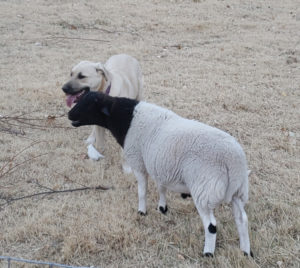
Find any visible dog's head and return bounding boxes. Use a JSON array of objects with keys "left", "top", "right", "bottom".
[
  {"left": 62, "top": 61, "right": 109, "bottom": 107},
  {"left": 68, "top": 92, "right": 111, "bottom": 127}
]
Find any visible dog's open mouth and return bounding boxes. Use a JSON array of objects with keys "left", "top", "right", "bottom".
[{"left": 66, "top": 89, "right": 88, "bottom": 107}]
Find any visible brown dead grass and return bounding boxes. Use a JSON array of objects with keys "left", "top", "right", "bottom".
[{"left": 0, "top": 0, "right": 299, "bottom": 267}]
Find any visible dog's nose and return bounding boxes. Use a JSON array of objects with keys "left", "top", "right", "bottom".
[{"left": 62, "top": 84, "right": 71, "bottom": 94}]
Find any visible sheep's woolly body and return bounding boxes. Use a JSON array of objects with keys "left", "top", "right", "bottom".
[{"left": 124, "top": 102, "right": 248, "bottom": 210}]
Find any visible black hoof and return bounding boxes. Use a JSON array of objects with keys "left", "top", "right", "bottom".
[
  {"left": 204, "top": 252, "right": 214, "bottom": 257},
  {"left": 138, "top": 211, "right": 146, "bottom": 216},
  {"left": 159, "top": 205, "right": 168, "bottom": 214},
  {"left": 243, "top": 251, "right": 254, "bottom": 257},
  {"left": 181, "top": 193, "right": 191, "bottom": 199}
]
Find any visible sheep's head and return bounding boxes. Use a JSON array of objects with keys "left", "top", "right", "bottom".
[{"left": 68, "top": 92, "right": 111, "bottom": 128}]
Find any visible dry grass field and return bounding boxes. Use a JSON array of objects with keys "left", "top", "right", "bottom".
[{"left": 0, "top": 0, "right": 299, "bottom": 267}]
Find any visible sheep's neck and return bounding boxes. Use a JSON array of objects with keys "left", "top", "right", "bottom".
[{"left": 106, "top": 98, "right": 139, "bottom": 147}]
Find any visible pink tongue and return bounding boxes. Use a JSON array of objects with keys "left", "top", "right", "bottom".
[{"left": 66, "top": 95, "right": 77, "bottom": 107}]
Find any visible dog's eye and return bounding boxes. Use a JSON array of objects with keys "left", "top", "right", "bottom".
[
  {"left": 78, "top": 72, "right": 86, "bottom": 79},
  {"left": 70, "top": 72, "right": 73, "bottom": 77}
]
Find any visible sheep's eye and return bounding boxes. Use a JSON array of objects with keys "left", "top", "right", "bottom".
[
  {"left": 78, "top": 72, "right": 86, "bottom": 79},
  {"left": 70, "top": 72, "right": 73, "bottom": 77}
]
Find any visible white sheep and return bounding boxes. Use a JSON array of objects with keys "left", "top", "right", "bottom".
[{"left": 68, "top": 92, "right": 252, "bottom": 257}]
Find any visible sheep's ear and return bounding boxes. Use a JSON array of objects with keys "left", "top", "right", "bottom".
[
  {"left": 95, "top": 63, "right": 109, "bottom": 81},
  {"left": 101, "top": 106, "right": 110, "bottom": 116}
]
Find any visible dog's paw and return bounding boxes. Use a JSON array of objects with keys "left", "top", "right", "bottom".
[
  {"left": 87, "top": 144, "right": 104, "bottom": 161},
  {"left": 85, "top": 135, "right": 96, "bottom": 145}
]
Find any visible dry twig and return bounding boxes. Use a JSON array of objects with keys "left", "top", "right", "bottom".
[
  {"left": 46, "top": 35, "right": 110, "bottom": 42},
  {"left": 0, "top": 184, "right": 112, "bottom": 208},
  {"left": 0, "top": 141, "right": 48, "bottom": 179},
  {"left": 0, "top": 112, "right": 71, "bottom": 136}
]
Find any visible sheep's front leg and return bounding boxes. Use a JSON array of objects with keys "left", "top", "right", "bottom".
[
  {"left": 232, "top": 197, "right": 253, "bottom": 257},
  {"left": 121, "top": 151, "right": 132, "bottom": 174},
  {"left": 195, "top": 205, "right": 217, "bottom": 257},
  {"left": 134, "top": 170, "right": 148, "bottom": 215},
  {"left": 157, "top": 184, "right": 168, "bottom": 214}
]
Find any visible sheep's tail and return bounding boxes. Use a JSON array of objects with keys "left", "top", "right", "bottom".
[{"left": 224, "top": 151, "right": 249, "bottom": 204}]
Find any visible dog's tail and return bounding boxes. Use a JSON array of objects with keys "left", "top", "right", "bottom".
[{"left": 136, "top": 68, "right": 144, "bottom": 101}]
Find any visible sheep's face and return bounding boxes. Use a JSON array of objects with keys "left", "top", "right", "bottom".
[{"left": 68, "top": 92, "right": 110, "bottom": 128}]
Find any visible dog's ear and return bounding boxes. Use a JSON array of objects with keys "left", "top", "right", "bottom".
[{"left": 95, "top": 63, "right": 109, "bottom": 81}]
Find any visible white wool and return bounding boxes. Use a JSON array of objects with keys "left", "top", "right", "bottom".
[{"left": 124, "top": 102, "right": 249, "bottom": 210}]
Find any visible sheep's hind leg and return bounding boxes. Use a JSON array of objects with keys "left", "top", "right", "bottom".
[
  {"left": 181, "top": 193, "right": 191, "bottom": 199},
  {"left": 157, "top": 184, "right": 168, "bottom": 214},
  {"left": 195, "top": 206, "right": 217, "bottom": 257},
  {"left": 134, "top": 170, "right": 148, "bottom": 216},
  {"left": 232, "top": 197, "right": 253, "bottom": 257}
]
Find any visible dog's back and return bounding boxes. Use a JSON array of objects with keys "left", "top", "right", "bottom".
[{"left": 105, "top": 54, "right": 143, "bottom": 100}]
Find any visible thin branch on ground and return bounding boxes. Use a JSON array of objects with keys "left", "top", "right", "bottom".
[
  {"left": 0, "top": 125, "right": 25, "bottom": 135},
  {"left": 33, "top": 180, "right": 55, "bottom": 192},
  {"left": 0, "top": 113, "right": 72, "bottom": 135},
  {"left": 53, "top": 171, "right": 89, "bottom": 188},
  {"left": 0, "top": 152, "right": 50, "bottom": 179},
  {"left": 82, "top": 27, "right": 117, "bottom": 33},
  {"left": 0, "top": 184, "right": 112, "bottom": 208},
  {"left": 47, "top": 36, "right": 110, "bottom": 42},
  {"left": 0, "top": 141, "right": 47, "bottom": 179}
]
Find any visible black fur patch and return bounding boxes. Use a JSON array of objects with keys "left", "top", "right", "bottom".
[
  {"left": 159, "top": 205, "right": 168, "bottom": 214},
  {"left": 208, "top": 223, "right": 217, "bottom": 234},
  {"left": 244, "top": 251, "right": 254, "bottom": 257},
  {"left": 204, "top": 252, "right": 214, "bottom": 257},
  {"left": 107, "top": 97, "right": 138, "bottom": 147},
  {"left": 181, "top": 193, "right": 191, "bottom": 199}
]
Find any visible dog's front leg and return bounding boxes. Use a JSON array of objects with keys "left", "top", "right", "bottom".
[
  {"left": 86, "top": 126, "right": 105, "bottom": 160},
  {"left": 94, "top": 125, "right": 106, "bottom": 153},
  {"left": 86, "top": 126, "right": 96, "bottom": 145}
]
